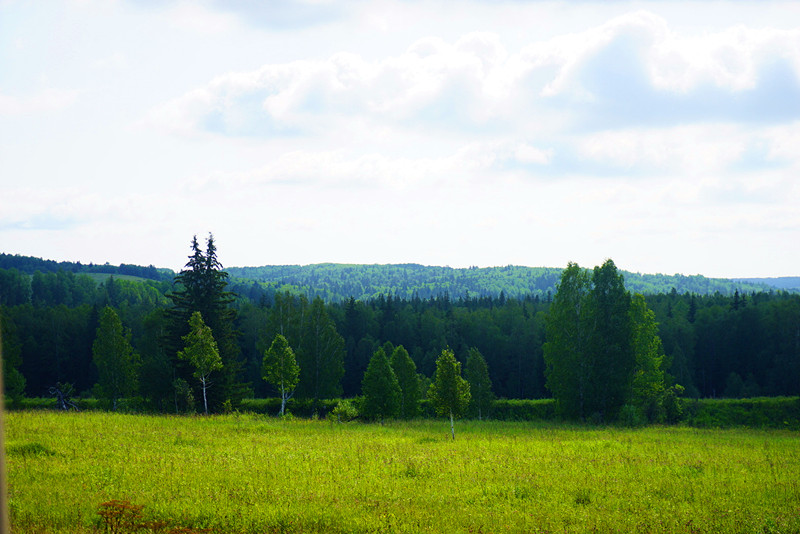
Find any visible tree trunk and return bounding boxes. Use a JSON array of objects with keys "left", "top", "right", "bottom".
[
  {"left": 201, "top": 377, "right": 209, "bottom": 415},
  {"left": 450, "top": 410, "right": 455, "bottom": 440},
  {"left": 280, "top": 383, "right": 286, "bottom": 416}
]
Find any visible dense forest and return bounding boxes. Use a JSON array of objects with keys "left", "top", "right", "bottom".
[
  {"left": 227, "top": 263, "right": 783, "bottom": 302},
  {"left": 1, "top": 247, "right": 799, "bottom": 417}
]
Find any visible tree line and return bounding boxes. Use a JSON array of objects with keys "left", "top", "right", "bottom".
[{"left": 1, "top": 239, "right": 799, "bottom": 421}]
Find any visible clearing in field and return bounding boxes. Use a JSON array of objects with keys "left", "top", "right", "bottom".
[{"left": 5, "top": 412, "right": 800, "bottom": 533}]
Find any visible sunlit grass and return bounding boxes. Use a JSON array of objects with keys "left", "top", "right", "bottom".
[{"left": 6, "top": 411, "right": 800, "bottom": 533}]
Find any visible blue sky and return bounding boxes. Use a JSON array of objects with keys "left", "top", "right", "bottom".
[{"left": 1, "top": 0, "right": 799, "bottom": 277}]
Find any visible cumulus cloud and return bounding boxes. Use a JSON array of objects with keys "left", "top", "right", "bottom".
[{"left": 142, "top": 11, "right": 800, "bottom": 139}]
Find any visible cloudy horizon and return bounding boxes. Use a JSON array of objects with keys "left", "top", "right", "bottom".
[{"left": 2, "top": 1, "right": 799, "bottom": 278}]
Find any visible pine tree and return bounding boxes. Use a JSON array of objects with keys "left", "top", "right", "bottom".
[
  {"left": 390, "top": 345, "right": 420, "bottom": 419},
  {"left": 428, "top": 349, "right": 470, "bottom": 439},
  {"left": 361, "top": 348, "right": 401, "bottom": 421}
]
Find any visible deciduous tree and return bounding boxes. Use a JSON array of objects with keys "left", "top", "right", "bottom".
[
  {"left": 465, "top": 347, "right": 493, "bottom": 420},
  {"left": 428, "top": 348, "right": 470, "bottom": 439},
  {"left": 390, "top": 345, "right": 420, "bottom": 419},
  {"left": 178, "top": 311, "right": 222, "bottom": 415},
  {"left": 262, "top": 333, "right": 299, "bottom": 416}
]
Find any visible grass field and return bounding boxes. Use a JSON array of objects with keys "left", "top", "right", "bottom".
[{"left": 5, "top": 412, "right": 800, "bottom": 533}]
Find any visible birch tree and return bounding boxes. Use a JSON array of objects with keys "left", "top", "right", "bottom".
[
  {"left": 178, "top": 311, "right": 222, "bottom": 415},
  {"left": 428, "top": 349, "right": 470, "bottom": 439},
  {"left": 262, "top": 333, "right": 300, "bottom": 416}
]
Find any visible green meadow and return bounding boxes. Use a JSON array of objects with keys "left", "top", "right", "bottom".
[{"left": 5, "top": 411, "right": 800, "bottom": 533}]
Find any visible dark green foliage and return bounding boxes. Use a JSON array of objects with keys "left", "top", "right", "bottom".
[
  {"left": 545, "top": 261, "right": 655, "bottom": 421},
  {"left": 92, "top": 306, "right": 140, "bottom": 411},
  {"left": 166, "top": 235, "right": 246, "bottom": 411},
  {"left": 390, "top": 345, "right": 420, "bottom": 418},
  {"left": 683, "top": 397, "right": 800, "bottom": 429},
  {"left": 543, "top": 263, "right": 593, "bottom": 419},
  {"left": 297, "top": 297, "right": 345, "bottom": 401},
  {"left": 361, "top": 348, "right": 401, "bottom": 420},
  {"left": 1, "top": 309, "right": 26, "bottom": 404},
  {"left": 225, "top": 262, "right": 781, "bottom": 302},
  {"left": 464, "top": 347, "right": 494, "bottom": 420}
]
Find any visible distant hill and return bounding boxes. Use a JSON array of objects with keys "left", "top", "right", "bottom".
[
  {"left": 226, "top": 263, "right": 783, "bottom": 302},
  {"left": 2, "top": 253, "right": 791, "bottom": 303},
  {"left": 0, "top": 253, "right": 174, "bottom": 282},
  {"left": 733, "top": 277, "right": 800, "bottom": 291}
]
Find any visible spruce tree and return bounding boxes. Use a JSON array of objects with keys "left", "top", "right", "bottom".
[
  {"left": 165, "top": 234, "right": 245, "bottom": 412},
  {"left": 361, "top": 348, "right": 401, "bottom": 421}
]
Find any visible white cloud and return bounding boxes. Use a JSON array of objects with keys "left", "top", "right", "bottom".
[{"left": 141, "top": 11, "right": 800, "bottom": 141}]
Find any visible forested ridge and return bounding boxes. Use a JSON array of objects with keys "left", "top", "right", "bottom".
[
  {"left": 227, "top": 263, "right": 783, "bottom": 301},
  {"left": 1, "top": 248, "right": 799, "bottom": 419}
]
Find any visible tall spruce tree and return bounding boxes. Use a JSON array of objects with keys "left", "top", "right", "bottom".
[{"left": 166, "top": 234, "right": 245, "bottom": 411}]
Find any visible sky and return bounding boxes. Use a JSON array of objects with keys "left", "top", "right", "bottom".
[{"left": 1, "top": 1, "right": 799, "bottom": 278}]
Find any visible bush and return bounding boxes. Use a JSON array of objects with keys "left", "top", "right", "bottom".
[
  {"left": 239, "top": 398, "right": 340, "bottom": 418},
  {"left": 684, "top": 397, "right": 800, "bottom": 429},
  {"left": 328, "top": 399, "right": 359, "bottom": 422},
  {"left": 618, "top": 404, "right": 646, "bottom": 427}
]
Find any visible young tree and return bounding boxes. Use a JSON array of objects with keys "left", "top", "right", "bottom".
[
  {"left": 428, "top": 349, "right": 470, "bottom": 439},
  {"left": 629, "top": 293, "right": 667, "bottom": 421},
  {"left": 92, "top": 306, "right": 140, "bottom": 411},
  {"left": 178, "top": 311, "right": 222, "bottom": 415},
  {"left": 361, "top": 348, "right": 401, "bottom": 421},
  {"left": 464, "top": 347, "right": 494, "bottom": 420},
  {"left": 390, "top": 345, "right": 420, "bottom": 419},
  {"left": 262, "top": 334, "right": 300, "bottom": 416}
]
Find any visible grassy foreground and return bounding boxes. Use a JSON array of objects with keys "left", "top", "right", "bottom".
[{"left": 5, "top": 412, "right": 800, "bottom": 533}]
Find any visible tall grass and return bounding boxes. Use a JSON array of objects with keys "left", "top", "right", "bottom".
[{"left": 5, "top": 412, "right": 800, "bottom": 533}]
